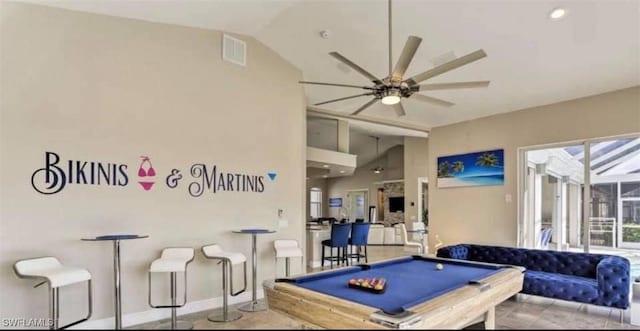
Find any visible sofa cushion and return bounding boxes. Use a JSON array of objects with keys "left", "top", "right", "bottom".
[
  {"left": 437, "top": 243, "right": 631, "bottom": 309},
  {"left": 467, "top": 245, "right": 603, "bottom": 278},
  {"left": 524, "top": 271, "right": 599, "bottom": 304}
]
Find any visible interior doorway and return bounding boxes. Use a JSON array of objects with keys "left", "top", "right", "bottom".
[
  {"left": 346, "top": 189, "right": 368, "bottom": 222},
  {"left": 417, "top": 177, "right": 429, "bottom": 227}
]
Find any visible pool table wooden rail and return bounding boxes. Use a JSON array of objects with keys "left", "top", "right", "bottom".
[{"left": 263, "top": 258, "right": 524, "bottom": 329}]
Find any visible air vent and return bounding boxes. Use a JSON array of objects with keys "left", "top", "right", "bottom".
[{"left": 222, "top": 34, "right": 246, "bottom": 66}]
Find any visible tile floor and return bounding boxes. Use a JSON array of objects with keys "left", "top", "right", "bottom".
[{"left": 131, "top": 246, "right": 640, "bottom": 330}]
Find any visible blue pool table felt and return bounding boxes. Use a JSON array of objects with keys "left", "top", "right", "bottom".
[{"left": 289, "top": 256, "right": 503, "bottom": 314}]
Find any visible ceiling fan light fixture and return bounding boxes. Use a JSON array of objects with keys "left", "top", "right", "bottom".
[
  {"left": 373, "top": 166, "right": 384, "bottom": 174},
  {"left": 549, "top": 8, "right": 567, "bottom": 20},
  {"left": 381, "top": 90, "right": 401, "bottom": 105}
]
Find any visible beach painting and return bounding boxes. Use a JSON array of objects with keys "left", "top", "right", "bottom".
[{"left": 437, "top": 149, "right": 504, "bottom": 188}]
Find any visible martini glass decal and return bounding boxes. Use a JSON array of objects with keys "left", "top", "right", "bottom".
[{"left": 138, "top": 156, "right": 156, "bottom": 191}]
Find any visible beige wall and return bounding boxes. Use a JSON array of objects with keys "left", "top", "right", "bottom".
[
  {"left": 403, "top": 137, "right": 429, "bottom": 227},
  {"left": 428, "top": 86, "right": 640, "bottom": 251},
  {"left": 0, "top": 2, "right": 305, "bottom": 326},
  {"left": 326, "top": 145, "right": 403, "bottom": 220}
]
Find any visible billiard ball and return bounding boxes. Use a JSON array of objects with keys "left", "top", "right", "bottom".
[
  {"left": 436, "top": 263, "right": 444, "bottom": 270},
  {"left": 349, "top": 278, "right": 357, "bottom": 285}
]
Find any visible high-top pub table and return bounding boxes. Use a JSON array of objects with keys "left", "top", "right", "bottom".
[
  {"left": 232, "top": 229, "right": 275, "bottom": 312},
  {"left": 82, "top": 234, "right": 148, "bottom": 329}
]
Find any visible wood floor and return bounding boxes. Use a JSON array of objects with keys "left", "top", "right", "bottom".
[{"left": 131, "top": 246, "right": 639, "bottom": 330}]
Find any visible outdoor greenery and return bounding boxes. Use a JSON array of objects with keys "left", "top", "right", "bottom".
[{"left": 623, "top": 227, "right": 640, "bottom": 243}]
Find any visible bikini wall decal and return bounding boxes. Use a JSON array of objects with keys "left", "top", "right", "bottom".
[
  {"left": 137, "top": 156, "right": 156, "bottom": 191},
  {"left": 30, "top": 151, "right": 277, "bottom": 196}
]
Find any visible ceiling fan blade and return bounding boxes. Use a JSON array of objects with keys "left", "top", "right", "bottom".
[
  {"left": 411, "top": 94, "right": 455, "bottom": 107},
  {"left": 405, "top": 49, "right": 487, "bottom": 86},
  {"left": 391, "top": 102, "right": 406, "bottom": 117},
  {"left": 299, "top": 81, "right": 374, "bottom": 90},
  {"left": 391, "top": 36, "right": 422, "bottom": 82},
  {"left": 351, "top": 98, "right": 378, "bottom": 115},
  {"left": 418, "top": 81, "right": 490, "bottom": 91},
  {"left": 314, "top": 93, "right": 374, "bottom": 106},
  {"left": 329, "top": 52, "right": 383, "bottom": 85}
]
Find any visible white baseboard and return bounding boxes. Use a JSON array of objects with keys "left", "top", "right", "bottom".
[{"left": 69, "top": 290, "right": 264, "bottom": 329}]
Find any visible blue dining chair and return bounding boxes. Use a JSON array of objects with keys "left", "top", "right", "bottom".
[
  {"left": 348, "top": 223, "right": 370, "bottom": 263},
  {"left": 321, "top": 223, "right": 351, "bottom": 268}
]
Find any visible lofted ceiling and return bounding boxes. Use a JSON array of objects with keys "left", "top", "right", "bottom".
[
  {"left": 23, "top": 0, "right": 640, "bottom": 128},
  {"left": 307, "top": 116, "right": 405, "bottom": 167}
]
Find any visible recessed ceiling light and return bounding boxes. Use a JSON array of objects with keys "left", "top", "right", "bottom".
[
  {"left": 340, "top": 170, "right": 345, "bottom": 174},
  {"left": 323, "top": 164, "right": 330, "bottom": 168},
  {"left": 549, "top": 8, "right": 567, "bottom": 20},
  {"left": 323, "top": 175, "right": 328, "bottom": 178}
]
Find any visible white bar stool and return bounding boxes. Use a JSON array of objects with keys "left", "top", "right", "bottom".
[
  {"left": 13, "top": 257, "right": 92, "bottom": 330},
  {"left": 201, "top": 244, "right": 247, "bottom": 322},
  {"left": 273, "top": 240, "right": 303, "bottom": 277},
  {"left": 148, "top": 247, "right": 195, "bottom": 330}
]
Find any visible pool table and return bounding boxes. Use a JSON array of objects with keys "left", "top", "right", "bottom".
[{"left": 263, "top": 255, "right": 524, "bottom": 329}]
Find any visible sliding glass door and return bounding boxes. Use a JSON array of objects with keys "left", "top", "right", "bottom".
[
  {"left": 621, "top": 182, "right": 640, "bottom": 249},
  {"left": 520, "top": 134, "right": 640, "bottom": 253}
]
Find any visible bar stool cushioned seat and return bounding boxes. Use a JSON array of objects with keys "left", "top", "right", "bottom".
[
  {"left": 201, "top": 244, "right": 247, "bottom": 323},
  {"left": 274, "top": 240, "right": 303, "bottom": 277},
  {"left": 321, "top": 223, "right": 351, "bottom": 268},
  {"left": 348, "top": 222, "right": 370, "bottom": 263},
  {"left": 14, "top": 257, "right": 92, "bottom": 330},
  {"left": 148, "top": 247, "right": 195, "bottom": 330}
]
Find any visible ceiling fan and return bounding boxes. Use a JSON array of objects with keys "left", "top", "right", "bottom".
[{"left": 300, "top": 0, "right": 490, "bottom": 117}]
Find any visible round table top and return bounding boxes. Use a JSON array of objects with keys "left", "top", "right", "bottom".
[
  {"left": 82, "top": 234, "right": 149, "bottom": 241},
  {"left": 233, "top": 229, "right": 276, "bottom": 234}
]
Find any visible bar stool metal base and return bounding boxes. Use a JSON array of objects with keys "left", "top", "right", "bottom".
[
  {"left": 208, "top": 310, "right": 243, "bottom": 322},
  {"left": 238, "top": 300, "right": 267, "bottom": 312},
  {"left": 154, "top": 320, "right": 193, "bottom": 330}
]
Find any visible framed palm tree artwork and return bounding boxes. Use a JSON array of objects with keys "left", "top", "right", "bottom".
[{"left": 437, "top": 149, "right": 504, "bottom": 188}]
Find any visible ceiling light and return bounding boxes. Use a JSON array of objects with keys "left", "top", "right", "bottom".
[
  {"left": 372, "top": 166, "right": 384, "bottom": 174},
  {"left": 381, "top": 90, "right": 401, "bottom": 105},
  {"left": 323, "top": 175, "right": 328, "bottom": 178},
  {"left": 549, "top": 8, "right": 566, "bottom": 20},
  {"left": 322, "top": 164, "right": 329, "bottom": 168},
  {"left": 339, "top": 170, "right": 345, "bottom": 174}
]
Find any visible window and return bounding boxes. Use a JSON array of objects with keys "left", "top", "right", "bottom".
[
  {"left": 310, "top": 188, "right": 322, "bottom": 219},
  {"left": 621, "top": 182, "right": 640, "bottom": 198}
]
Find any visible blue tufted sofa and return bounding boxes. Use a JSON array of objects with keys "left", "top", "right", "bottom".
[{"left": 436, "top": 244, "right": 631, "bottom": 309}]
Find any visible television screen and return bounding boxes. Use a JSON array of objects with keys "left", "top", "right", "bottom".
[{"left": 389, "top": 196, "right": 404, "bottom": 212}]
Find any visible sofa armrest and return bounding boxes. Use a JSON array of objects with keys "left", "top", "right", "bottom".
[
  {"left": 596, "top": 256, "right": 631, "bottom": 309},
  {"left": 436, "top": 244, "right": 469, "bottom": 260}
]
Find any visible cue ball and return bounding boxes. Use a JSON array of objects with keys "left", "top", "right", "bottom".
[{"left": 436, "top": 263, "right": 444, "bottom": 270}]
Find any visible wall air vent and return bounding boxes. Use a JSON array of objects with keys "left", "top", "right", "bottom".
[{"left": 222, "top": 34, "right": 246, "bottom": 66}]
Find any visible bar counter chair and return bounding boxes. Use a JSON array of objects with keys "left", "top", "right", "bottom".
[
  {"left": 14, "top": 257, "right": 92, "bottom": 330},
  {"left": 148, "top": 247, "right": 195, "bottom": 329},
  {"left": 201, "top": 244, "right": 247, "bottom": 322},
  {"left": 273, "top": 240, "right": 303, "bottom": 277}
]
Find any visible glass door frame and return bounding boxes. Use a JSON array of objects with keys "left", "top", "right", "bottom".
[
  {"left": 621, "top": 195, "right": 640, "bottom": 249},
  {"left": 345, "top": 189, "right": 369, "bottom": 222},
  {"left": 517, "top": 132, "right": 640, "bottom": 253}
]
